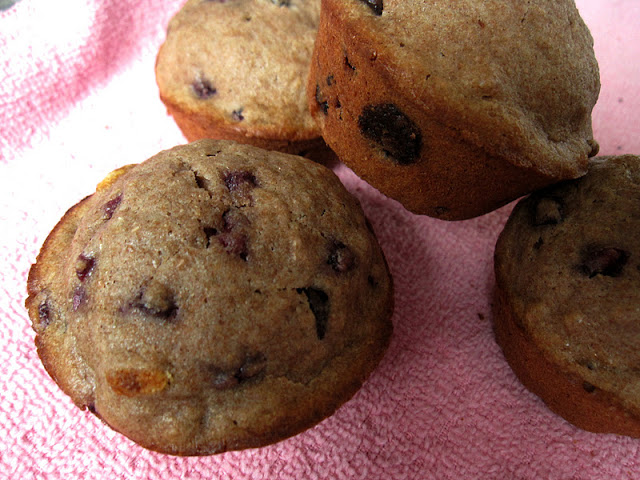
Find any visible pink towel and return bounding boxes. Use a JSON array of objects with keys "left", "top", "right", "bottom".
[{"left": 1, "top": 1, "right": 639, "bottom": 478}]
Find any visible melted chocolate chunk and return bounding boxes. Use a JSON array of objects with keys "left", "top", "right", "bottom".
[
  {"left": 327, "top": 240, "right": 356, "bottom": 273},
  {"left": 358, "top": 103, "right": 422, "bottom": 165},
  {"left": 102, "top": 193, "right": 122, "bottom": 220},
  {"left": 75, "top": 254, "right": 95, "bottom": 282},
  {"left": 210, "top": 354, "right": 267, "bottom": 390},
  {"left": 358, "top": 0, "right": 383, "bottom": 15},
  {"left": 298, "top": 287, "right": 330, "bottom": 340},
  {"left": 579, "top": 246, "right": 630, "bottom": 278},
  {"left": 192, "top": 76, "right": 217, "bottom": 99}
]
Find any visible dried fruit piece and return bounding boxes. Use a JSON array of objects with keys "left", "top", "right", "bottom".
[
  {"left": 107, "top": 368, "right": 170, "bottom": 397},
  {"left": 358, "top": 103, "right": 422, "bottom": 165},
  {"left": 102, "top": 194, "right": 122, "bottom": 220},
  {"left": 75, "top": 254, "right": 95, "bottom": 282}
]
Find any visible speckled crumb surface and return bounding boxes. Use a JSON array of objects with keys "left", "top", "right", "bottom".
[
  {"left": 156, "top": 0, "right": 324, "bottom": 155},
  {"left": 494, "top": 155, "right": 640, "bottom": 437},
  {"left": 25, "top": 139, "right": 393, "bottom": 455}
]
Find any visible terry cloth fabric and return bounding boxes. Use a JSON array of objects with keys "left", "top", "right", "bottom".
[{"left": 1, "top": 1, "right": 639, "bottom": 478}]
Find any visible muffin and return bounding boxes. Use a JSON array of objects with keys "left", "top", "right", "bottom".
[
  {"left": 493, "top": 155, "right": 640, "bottom": 437},
  {"left": 25, "top": 140, "right": 394, "bottom": 455},
  {"left": 156, "top": 0, "right": 326, "bottom": 157},
  {"left": 308, "top": 0, "right": 600, "bottom": 220}
]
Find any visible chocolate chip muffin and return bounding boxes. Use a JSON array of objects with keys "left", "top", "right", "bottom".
[
  {"left": 156, "top": 0, "right": 326, "bottom": 157},
  {"left": 493, "top": 155, "right": 640, "bottom": 437},
  {"left": 25, "top": 140, "right": 393, "bottom": 455},
  {"left": 308, "top": 0, "right": 600, "bottom": 220}
]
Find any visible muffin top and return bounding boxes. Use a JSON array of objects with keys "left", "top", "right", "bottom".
[
  {"left": 26, "top": 139, "right": 393, "bottom": 455},
  {"left": 495, "top": 155, "right": 640, "bottom": 413},
  {"left": 156, "top": 0, "right": 321, "bottom": 143},
  {"left": 318, "top": 0, "right": 599, "bottom": 177}
]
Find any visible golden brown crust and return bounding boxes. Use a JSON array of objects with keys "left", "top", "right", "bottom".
[
  {"left": 308, "top": 0, "right": 600, "bottom": 220},
  {"left": 26, "top": 139, "right": 393, "bottom": 455},
  {"left": 493, "top": 155, "right": 640, "bottom": 437}
]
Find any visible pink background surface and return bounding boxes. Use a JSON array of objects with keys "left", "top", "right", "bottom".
[{"left": 1, "top": 1, "right": 639, "bottom": 478}]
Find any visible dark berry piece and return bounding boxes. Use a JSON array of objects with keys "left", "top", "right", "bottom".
[
  {"left": 218, "top": 210, "right": 250, "bottom": 260},
  {"left": 231, "top": 108, "right": 245, "bottom": 122},
  {"left": 358, "top": 103, "right": 422, "bottom": 165},
  {"left": 579, "top": 246, "right": 630, "bottom": 278},
  {"left": 75, "top": 254, "right": 95, "bottom": 282},
  {"left": 72, "top": 286, "right": 87, "bottom": 311},
  {"left": 297, "top": 287, "right": 330, "bottom": 340},
  {"left": 327, "top": 240, "right": 356, "bottom": 273},
  {"left": 132, "top": 282, "right": 179, "bottom": 320},
  {"left": 315, "top": 84, "right": 329, "bottom": 115},
  {"left": 223, "top": 170, "right": 257, "bottom": 193},
  {"left": 38, "top": 300, "right": 52, "bottom": 329},
  {"left": 210, "top": 354, "right": 267, "bottom": 390},
  {"left": 532, "top": 196, "right": 564, "bottom": 226},
  {"left": 358, "top": 0, "right": 383, "bottom": 15},
  {"left": 344, "top": 55, "right": 356, "bottom": 71},
  {"left": 192, "top": 75, "right": 217, "bottom": 99},
  {"left": 102, "top": 193, "right": 122, "bottom": 220}
]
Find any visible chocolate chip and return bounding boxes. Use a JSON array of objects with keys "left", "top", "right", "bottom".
[
  {"left": 583, "top": 381, "right": 596, "bottom": 393},
  {"left": 210, "top": 354, "right": 267, "bottom": 390},
  {"left": 102, "top": 193, "right": 122, "bottom": 220},
  {"left": 132, "top": 282, "right": 179, "bottom": 320},
  {"left": 75, "top": 254, "right": 95, "bottom": 282},
  {"left": 106, "top": 368, "right": 169, "bottom": 397},
  {"left": 358, "top": 0, "right": 383, "bottom": 15},
  {"left": 297, "top": 287, "right": 330, "bottom": 340},
  {"left": 326, "top": 75, "right": 335, "bottom": 86},
  {"left": 579, "top": 246, "right": 630, "bottom": 278},
  {"left": 358, "top": 103, "right": 422, "bottom": 165},
  {"left": 192, "top": 75, "right": 217, "bottom": 99},
  {"left": 532, "top": 196, "right": 564, "bottom": 226},
  {"left": 327, "top": 240, "right": 356, "bottom": 273},
  {"left": 315, "top": 84, "right": 329, "bottom": 115}
]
